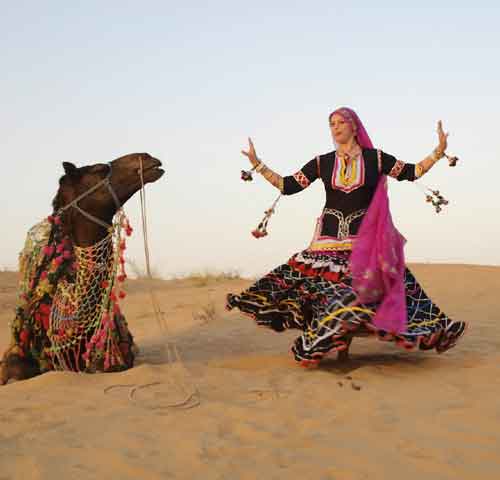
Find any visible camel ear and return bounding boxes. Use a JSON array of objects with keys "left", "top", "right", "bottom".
[{"left": 62, "top": 162, "right": 78, "bottom": 176}]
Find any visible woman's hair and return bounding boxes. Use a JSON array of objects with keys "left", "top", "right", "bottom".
[{"left": 328, "top": 107, "right": 373, "bottom": 149}]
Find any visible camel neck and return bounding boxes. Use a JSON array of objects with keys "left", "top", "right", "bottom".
[{"left": 66, "top": 211, "right": 114, "bottom": 247}]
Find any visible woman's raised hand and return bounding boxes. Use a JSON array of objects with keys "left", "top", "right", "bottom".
[
  {"left": 436, "top": 121, "right": 449, "bottom": 157},
  {"left": 241, "top": 137, "right": 260, "bottom": 168}
]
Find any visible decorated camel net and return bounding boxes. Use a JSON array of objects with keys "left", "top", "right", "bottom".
[{"left": 9, "top": 211, "right": 135, "bottom": 373}]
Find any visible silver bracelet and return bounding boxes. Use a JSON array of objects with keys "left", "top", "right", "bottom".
[{"left": 255, "top": 161, "right": 265, "bottom": 173}]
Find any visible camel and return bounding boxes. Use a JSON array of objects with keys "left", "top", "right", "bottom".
[{"left": 1, "top": 153, "right": 164, "bottom": 384}]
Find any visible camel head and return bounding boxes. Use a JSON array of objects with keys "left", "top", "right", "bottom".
[{"left": 53, "top": 153, "right": 164, "bottom": 245}]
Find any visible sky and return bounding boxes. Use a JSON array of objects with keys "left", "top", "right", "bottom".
[{"left": 1, "top": 1, "right": 499, "bottom": 277}]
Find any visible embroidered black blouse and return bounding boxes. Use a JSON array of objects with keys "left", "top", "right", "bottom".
[{"left": 282, "top": 149, "right": 416, "bottom": 239}]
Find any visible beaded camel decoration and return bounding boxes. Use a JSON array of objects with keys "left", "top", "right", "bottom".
[{"left": 0, "top": 153, "right": 164, "bottom": 385}]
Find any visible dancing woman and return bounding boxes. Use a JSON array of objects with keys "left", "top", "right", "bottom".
[{"left": 226, "top": 107, "right": 466, "bottom": 365}]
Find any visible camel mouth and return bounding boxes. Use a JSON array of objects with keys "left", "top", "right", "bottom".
[{"left": 141, "top": 159, "right": 165, "bottom": 183}]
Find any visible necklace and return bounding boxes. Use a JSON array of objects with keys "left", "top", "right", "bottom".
[{"left": 337, "top": 151, "right": 360, "bottom": 186}]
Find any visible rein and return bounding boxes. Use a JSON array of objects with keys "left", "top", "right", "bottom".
[{"left": 57, "top": 162, "right": 121, "bottom": 229}]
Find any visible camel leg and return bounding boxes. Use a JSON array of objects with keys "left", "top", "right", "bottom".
[
  {"left": 337, "top": 337, "right": 353, "bottom": 362},
  {"left": 0, "top": 353, "right": 40, "bottom": 384}
]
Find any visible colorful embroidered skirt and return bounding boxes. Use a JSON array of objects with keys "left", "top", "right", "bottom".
[{"left": 226, "top": 250, "right": 466, "bottom": 364}]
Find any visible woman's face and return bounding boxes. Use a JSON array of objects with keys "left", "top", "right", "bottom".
[{"left": 329, "top": 113, "right": 356, "bottom": 145}]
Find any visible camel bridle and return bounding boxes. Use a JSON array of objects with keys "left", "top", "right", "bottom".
[{"left": 56, "top": 162, "right": 122, "bottom": 229}]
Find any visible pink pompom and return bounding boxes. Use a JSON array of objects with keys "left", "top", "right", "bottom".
[
  {"left": 251, "top": 229, "right": 267, "bottom": 239},
  {"left": 102, "top": 312, "right": 110, "bottom": 326}
]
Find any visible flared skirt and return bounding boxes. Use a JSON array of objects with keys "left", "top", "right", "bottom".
[{"left": 226, "top": 250, "right": 466, "bottom": 364}]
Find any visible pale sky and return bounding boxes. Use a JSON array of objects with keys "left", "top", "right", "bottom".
[{"left": 1, "top": 1, "right": 499, "bottom": 277}]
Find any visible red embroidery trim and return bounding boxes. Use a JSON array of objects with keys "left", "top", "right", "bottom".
[
  {"left": 388, "top": 159, "right": 405, "bottom": 178},
  {"left": 293, "top": 170, "right": 311, "bottom": 189}
]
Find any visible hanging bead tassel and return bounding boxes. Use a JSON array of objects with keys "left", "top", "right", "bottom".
[
  {"left": 415, "top": 150, "right": 460, "bottom": 213},
  {"left": 424, "top": 189, "right": 449, "bottom": 213},
  {"left": 251, "top": 194, "right": 282, "bottom": 238},
  {"left": 444, "top": 152, "right": 459, "bottom": 167},
  {"left": 241, "top": 164, "right": 258, "bottom": 182}
]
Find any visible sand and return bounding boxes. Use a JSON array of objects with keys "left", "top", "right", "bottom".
[{"left": 1, "top": 264, "right": 499, "bottom": 479}]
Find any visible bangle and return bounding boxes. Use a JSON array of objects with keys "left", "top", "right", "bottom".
[
  {"left": 255, "top": 161, "right": 265, "bottom": 173},
  {"left": 415, "top": 164, "right": 424, "bottom": 178}
]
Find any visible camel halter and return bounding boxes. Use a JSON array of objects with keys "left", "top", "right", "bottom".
[{"left": 57, "top": 162, "right": 121, "bottom": 229}]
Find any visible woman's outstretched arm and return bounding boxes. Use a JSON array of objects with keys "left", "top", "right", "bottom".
[
  {"left": 241, "top": 138, "right": 284, "bottom": 191},
  {"left": 381, "top": 121, "right": 450, "bottom": 181},
  {"left": 241, "top": 138, "right": 320, "bottom": 194},
  {"left": 414, "top": 121, "right": 449, "bottom": 178}
]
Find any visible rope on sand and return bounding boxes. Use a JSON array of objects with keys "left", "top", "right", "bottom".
[{"left": 103, "top": 156, "right": 200, "bottom": 410}]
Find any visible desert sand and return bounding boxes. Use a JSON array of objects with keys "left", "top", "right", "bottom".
[{"left": 1, "top": 264, "right": 499, "bottom": 479}]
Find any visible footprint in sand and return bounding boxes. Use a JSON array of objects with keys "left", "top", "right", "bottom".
[
  {"left": 245, "top": 388, "right": 291, "bottom": 402},
  {"left": 337, "top": 376, "right": 362, "bottom": 391}
]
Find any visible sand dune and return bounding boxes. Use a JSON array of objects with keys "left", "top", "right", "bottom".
[{"left": 1, "top": 264, "right": 499, "bottom": 479}]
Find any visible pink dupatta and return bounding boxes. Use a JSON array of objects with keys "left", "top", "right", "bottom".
[{"left": 331, "top": 108, "right": 408, "bottom": 333}]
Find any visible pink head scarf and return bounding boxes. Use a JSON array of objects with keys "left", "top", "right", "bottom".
[{"left": 330, "top": 107, "right": 408, "bottom": 333}]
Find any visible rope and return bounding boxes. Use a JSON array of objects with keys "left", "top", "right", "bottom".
[
  {"left": 104, "top": 156, "right": 200, "bottom": 410},
  {"left": 138, "top": 155, "right": 200, "bottom": 408}
]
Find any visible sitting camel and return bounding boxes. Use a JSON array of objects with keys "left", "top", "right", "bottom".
[{"left": 1, "top": 153, "right": 164, "bottom": 384}]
